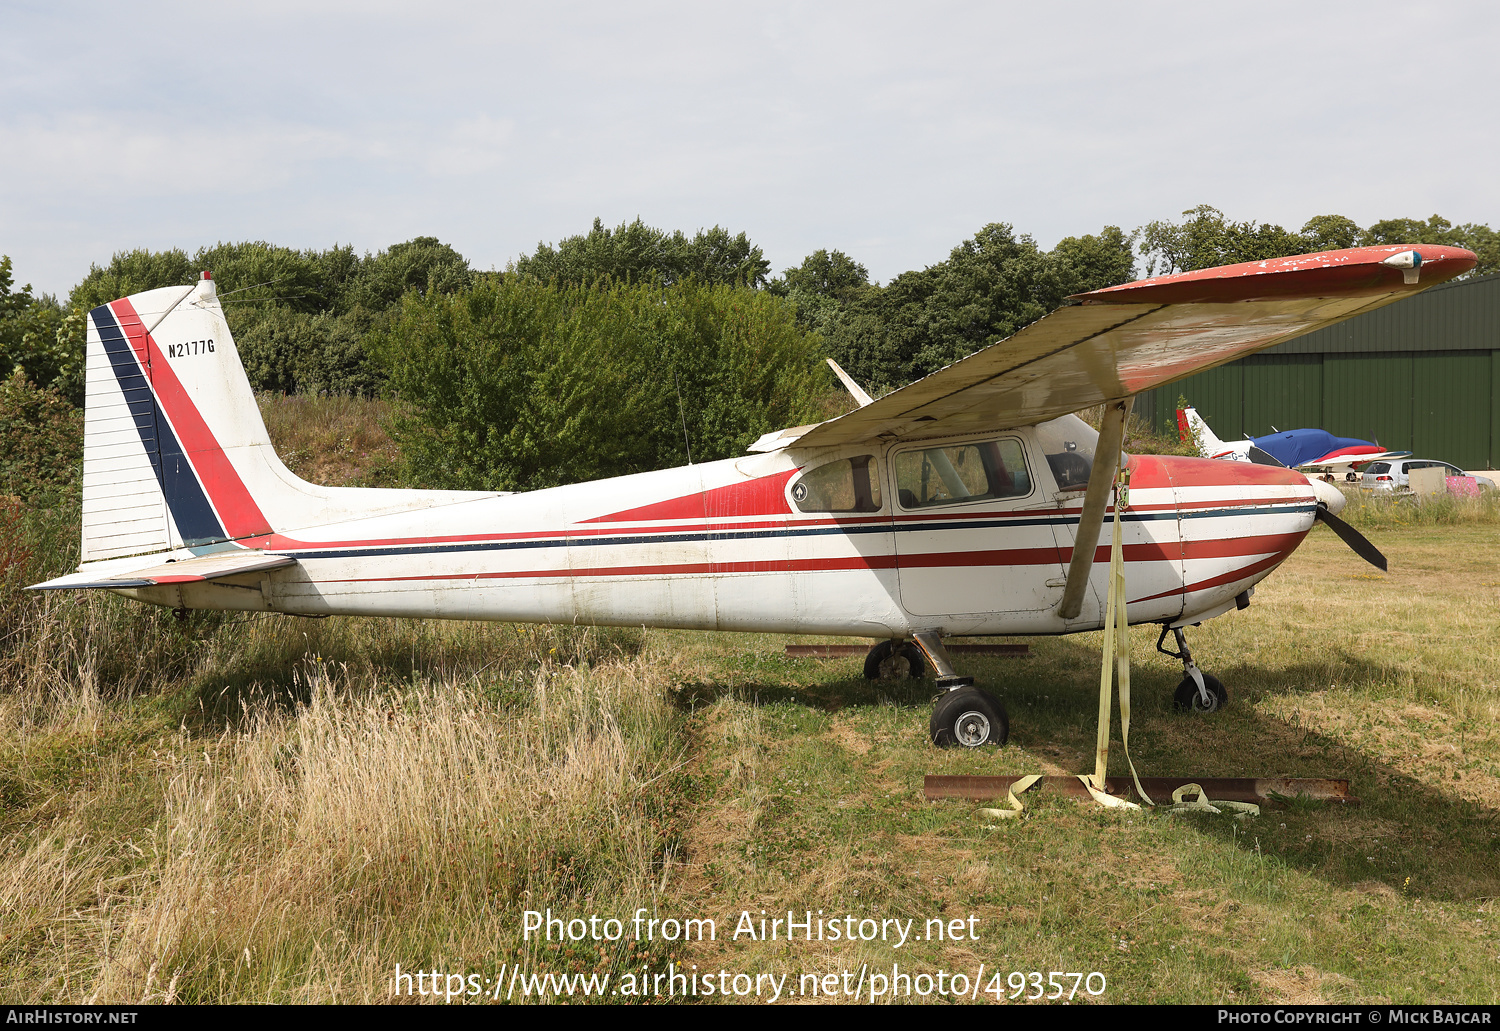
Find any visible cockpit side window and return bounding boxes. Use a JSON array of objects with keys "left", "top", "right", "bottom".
[
  {"left": 1033, "top": 414, "right": 1098, "bottom": 491},
  {"left": 791, "top": 456, "right": 883, "bottom": 513},
  {"left": 1046, "top": 449, "right": 1092, "bottom": 490},
  {"left": 893, "top": 439, "right": 1030, "bottom": 508}
]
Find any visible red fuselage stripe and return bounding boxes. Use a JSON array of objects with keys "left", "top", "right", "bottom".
[
  {"left": 243, "top": 499, "right": 1308, "bottom": 554},
  {"left": 296, "top": 529, "right": 1303, "bottom": 588}
]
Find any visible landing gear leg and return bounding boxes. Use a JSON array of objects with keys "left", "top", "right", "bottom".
[
  {"left": 1157, "top": 625, "right": 1228, "bottom": 713},
  {"left": 911, "top": 631, "right": 971, "bottom": 690},
  {"left": 912, "top": 631, "right": 1009, "bottom": 748}
]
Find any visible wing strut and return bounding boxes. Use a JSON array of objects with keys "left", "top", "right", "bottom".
[
  {"left": 1057, "top": 399, "right": 1133, "bottom": 620},
  {"left": 825, "top": 358, "right": 874, "bottom": 407}
]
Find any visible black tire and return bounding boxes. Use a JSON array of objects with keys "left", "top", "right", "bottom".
[
  {"left": 930, "top": 686, "right": 1009, "bottom": 748},
  {"left": 864, "top": 640, "right": 926, "bottom": 680},
  {"left": 1173, "top": 673, "right": 1228, "bottom": 713}
]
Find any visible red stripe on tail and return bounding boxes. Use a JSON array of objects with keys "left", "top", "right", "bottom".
[{"left": 109, "top": 298, "right": 273, "bottom": 540}]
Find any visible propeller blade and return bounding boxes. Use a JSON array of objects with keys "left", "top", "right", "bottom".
[{"left": 1314, "top": 507, "right": 1387, "bottom": 571}]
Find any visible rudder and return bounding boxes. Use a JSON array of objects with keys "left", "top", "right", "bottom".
[
  {"left": 82, "top": 274, "right": 276, "bottom": 560},
  {"left": 79, "top": 273, "right": 496, "bottom": 565}
]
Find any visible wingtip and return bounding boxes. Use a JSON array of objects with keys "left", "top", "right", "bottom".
[{"left": 1071, "top": 245, "right": 1478, "bottom": 305}]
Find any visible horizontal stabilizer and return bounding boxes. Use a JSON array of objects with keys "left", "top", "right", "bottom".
[{"left": 28, "top": 550, "right": 295, "bottom": 591}]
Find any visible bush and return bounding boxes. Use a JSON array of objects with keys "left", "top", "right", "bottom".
[
  {"left": 233, "top": 304, "right": 382, "bottom": 396},
  {"left": 374, "top": 278, "right": 829, "bottom": 491},
  {"left": 0, "top": 372, "right": 82, "bottom": 502}
]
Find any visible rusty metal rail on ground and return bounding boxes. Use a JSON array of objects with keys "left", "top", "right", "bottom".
[
  {"left": 786, "top": 644, "right": 1030, "bottom": 658},
  {"left": 924, "top": 775, "right": 1357, "bottom": 806}
]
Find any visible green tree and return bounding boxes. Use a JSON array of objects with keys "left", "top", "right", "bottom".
[
  {"left": 0, "top": 369, "right": 82, "bottom": 500},
  {"left": 775, "top": 249, "right": 870, "bottom": 301},
  {"left": 61, "top": 238, "right": 475, "bottom": 399},
  {"left": 1361, "top": 215, "right": 1456, "bottom": 248},
  {"left": 679, "top": 225, "right": 773, "bottom": 288},
  {"left": 312, "top": 243, "right": 365, "bottom": 312},
  {"left": 193, "top": 241, "right": 331, "bottom": 313},
  {"left": 1361, "top": 215, "right": 1500, "bottom": 277},
  {"left": 814, "top": 224, "right": 1136, "bottom": 391},
  {"left": 0, "top": 256, "right": 36, "bottom": 357},
  {"left": 373, "top": 278, "right": 825, "bottom": 491},
  {"left": 1048, "top": 226, "right": 1137, "bottom": 296},
  {"left": 235, "top": 305, "right": 381, "bottom": 397},
  {"left": 68, "top": 248, "right": 196, "bottom": 312},
  {"left": 514, "top": 218, "right": 770, "bottom": 289},
  {"left": 346, "top": 236, "right": 473, "bottom": 311},
  {"left": 770, "top": 249, "right": 873, "bottom": 340},
  {"left": 0, "top": 258, "right": 80, "bottom": 403},
  {"left": 1299, "top": 214, "right": 1362, "bottom": 252},
  {"left": 1141, "top": 206, "right": 1500, "bottom": 280},
  {"left": 1138, "top": 205, "right": 1305, "bottom": 275}
]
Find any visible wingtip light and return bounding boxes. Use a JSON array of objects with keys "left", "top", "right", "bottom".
[{"left": 1380, "top": 249, "right": 1423, "bottom": 284}]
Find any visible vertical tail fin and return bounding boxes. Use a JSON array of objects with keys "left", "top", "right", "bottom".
[
  {"left": 1176, "top": 405, "right": 1223, "bottom": 458},
  {"left": 81, "top": 274, "right": 491, "bottom": 564},
  {"left": 83, "top": 275, "right": 274, "bottom": 560}
]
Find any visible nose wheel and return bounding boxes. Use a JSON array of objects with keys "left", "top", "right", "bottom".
[
  {"left": 1172, "top": 672, "right": 1227, "bottom": 712},
  {"left": 1158, "top": 625, "right": 1229, "bottom": 713}
]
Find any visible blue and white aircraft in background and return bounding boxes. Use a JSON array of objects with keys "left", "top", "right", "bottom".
[{"left": 1177, "top": 406, "right": 1409, "bottom": 473}]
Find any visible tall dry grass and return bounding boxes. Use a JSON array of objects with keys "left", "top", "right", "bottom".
[
  {"left": 1338, "top": 488, "right": 1500, "bottom": 529},
  {"left": 256, "top": 392, "right": 399, "bottom": 487},
  {"left": 89, "top": 652, "right": 679, "bottom": 1003},
  {"left": 0, "top": 503, "right": 214, "bottom": 735},
  {"left": 4, "top": 616, "right": 680, "bottom": 1003},
  {"left": 2, "top": 498, "right": 682, "bottom": 1003}
]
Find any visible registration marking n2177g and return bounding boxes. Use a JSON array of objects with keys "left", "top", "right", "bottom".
[{"left": 168, "top": 339, "right": 215, "bottom": 358}]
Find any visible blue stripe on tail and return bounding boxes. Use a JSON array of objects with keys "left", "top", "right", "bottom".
[{"left": 91, "top": 304, "right": 228, "bottom": 546}]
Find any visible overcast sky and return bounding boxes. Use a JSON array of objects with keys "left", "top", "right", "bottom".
[{"left": 3, "top": 1, "right": 1497, "bottom": 298}]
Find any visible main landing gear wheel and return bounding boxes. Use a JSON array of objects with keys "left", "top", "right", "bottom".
[
  {"left": 930, "top": 686, "right": 1009, "bottom": 748},
  {"left": 1173, "top": 673, "right": 1228, "bottom": 714},
  {"left": 864, "top": 640, "right": 926, "bottom": 680}
]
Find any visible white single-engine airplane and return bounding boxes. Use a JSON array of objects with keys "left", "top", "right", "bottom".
[
  {"left": 1177, "top": 405, "right": 1410, "bottom": 472},
  {"left": 30, "top": 245, "right": 1476, "bottom": 748}
]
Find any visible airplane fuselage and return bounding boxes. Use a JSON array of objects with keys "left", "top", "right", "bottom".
[{"left": 116, "top": 424, "right": 1318, "bottom": 639}]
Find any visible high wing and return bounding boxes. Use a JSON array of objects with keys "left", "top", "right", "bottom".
[{"left": 769, "top": 245, "right": 1475, "bottom": 450}]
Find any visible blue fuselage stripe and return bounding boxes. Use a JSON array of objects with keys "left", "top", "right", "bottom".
[{"left": 278, "top": 504, "right": 1314, "bottom": 561}]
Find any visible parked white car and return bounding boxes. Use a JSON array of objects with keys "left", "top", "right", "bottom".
[{"left": 1361, "top": 458, "right": 1496, "bottom": 493}]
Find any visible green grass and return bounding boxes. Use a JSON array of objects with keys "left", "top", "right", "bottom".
[
  {"left": 644, "top": 528, "right": 1500, "bottom": 1004},
  {"left": 2, "top": 515, "right": 1498, "bottom": 1003}
]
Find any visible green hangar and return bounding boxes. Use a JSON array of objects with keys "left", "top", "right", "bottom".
[{"left": 1139, "top": 272, "right": 1500, "bottom": 471}]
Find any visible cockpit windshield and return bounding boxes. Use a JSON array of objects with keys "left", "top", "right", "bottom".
[{"left": 1032, "top": 413, "right": 1099, "bottom": 491}]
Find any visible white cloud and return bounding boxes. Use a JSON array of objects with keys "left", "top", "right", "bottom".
[{"left": 3, "top": 0, "right": 1498, "bottom": 295}]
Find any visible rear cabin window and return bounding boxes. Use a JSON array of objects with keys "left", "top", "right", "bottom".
[
  {"left": 791, "top": 456, "right": 883, "bottom": 513},
  {"left": 893, "top": 439, "right": 1030, "bottom": 508}
]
